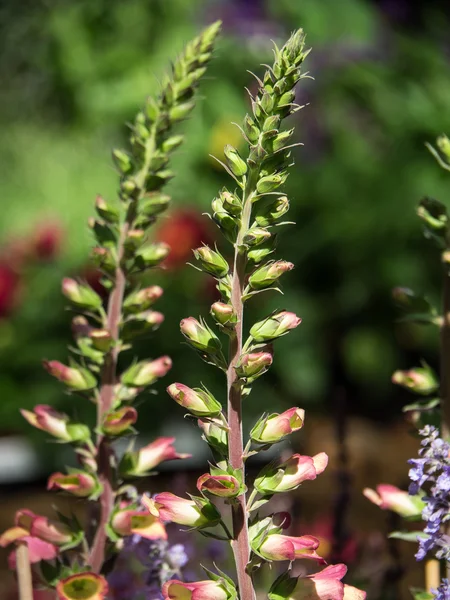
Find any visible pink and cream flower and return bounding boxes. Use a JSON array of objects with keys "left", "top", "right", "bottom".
[
  {"left": 162, "top": 579, "right": 228, "bottom": 600},
  {"left": 258, "top": 533, "right": 324, "bottom": 562}
]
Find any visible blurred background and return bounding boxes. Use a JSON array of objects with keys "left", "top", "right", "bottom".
[{"left": 1, "top": 0, "right": 450, "bottom": 597}]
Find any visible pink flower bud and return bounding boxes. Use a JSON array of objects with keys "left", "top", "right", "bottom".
[
  {"left": 193, "top": 246, "right": 229, "bottom": 278},
  {"left": 162, "top": 580, "right": 228, "bottom": 600},
  {"left": 21, "top": 405, "right": 90, "bottom": 443},
  {"left": 210, "top": 302, "right": 237, "bottom": 327},
  {"left": 123, "top": 286, "right": 164, "bottom": 313},
  {"left": 273, "top": 564, "right": 366, "bottom": 600},
  {"left": 167, "top": 383, "right": 222, "bottom": 417},
  {"left": 121, "top": 356, "right": 172, "bottom": 387},
  {"left": 250, "top": 311, "right": 301, "bottom": 342},
  {"left": 71, "top": 316, "right": 92, "bottom": 339},
  {"left": 150, "top": 492, "right": 220, "bottom": 528},
  {"left": 235, "top": 349, "right": 273, "bottom": 379},
  {"left": 120, "top": 437, "right": 190, "bottom": 476},
  {"left": 180, "top": 317, "right": 222, "bottom": 354},
  {"left": 251, "top": 407, "right": 305, "bottom": 444},
  {"left": 363, "top": 484, "right": 425, "bottom": 518},
  {"left": 392, "top": 366, "right": 438, "bottom": 395},
  {"left": 21, "top": 405, "right": 70, "bottom": 441},
  {"left": 61, "top": 278, "right": 102, "bottom": 310},
  {"left": 258, "top": 533, "right": 323, "bottom": 562},
  {"left": 111, "top": 503, "right": 167, "bottom": 540},
  {"left": 198, "top": 418, "right": 228, "bottom": 454},
  {"left": 47, "top": 471, "right": 98, "bottom": 498},
  {"left": 43, "top": 360, "right": 97, "bottom": 391},
  {"left": 30, "top": 516, "right": 73, "bottom": 546},
  {"left": 89, "top": 329, "right": 113, "bottom": 352},
  {"left": 249, "top": 260, "right": 294, "bottom": 290},
  {"left": 102, "top": 406, "right": 137, "bottom": 436},
  {"left": 255, "top": 452, "right": 328, "bottom": 494},
  {"left": 56, "top": 573, "right": 108, "bottom": 600},
  {"left": 197, "top": 473, "right": 240, "bottom": 498}
]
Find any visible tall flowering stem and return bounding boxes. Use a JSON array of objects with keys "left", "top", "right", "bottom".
[
  {"left": 1, "top": 23, "right": 221, "bottom": 598},
  {"left": 165, "top": 29, "right": 366, "bottom": 600},
  {"left": 90, "top": 22, "right": 221, "bottom": 567}
]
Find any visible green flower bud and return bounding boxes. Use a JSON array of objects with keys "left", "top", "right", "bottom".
[
  {"left": 88, "top": 218, "right": 117, "bottom": 246},
  {"left": 167, "top": 383, "right": 222, "bottom": 417},
  {"left": 169, "top": 101, "right": 195, "bottom": 122},
  {"left": 210, "top": 302, "right": 237, "bottom": 327},
  {"left": 112, "top": 149, "right": 132, "bottom": 174},
  {"left": 250, "top": 311, "right": 301, "bottom": 342},
  {"left": 268, "top": 129, "right": 294, "bottom": 152},
  {"left": 417, "top": 197, "right": 448, "bottom": 231},
  {"left": 220, "top": 190, "right": 242, "bottom": 216},
  {"left": 121, "top": 178, "right": 137, "bottom": 196},
  {"left": 61, "top": 279, "right": 103, "bottom": 311},
  {"left": 180, "top": 317, "right": 222, "bottom": 354},
  {"left": 223, "top": 144, "right": 247, "bottom": 177},
  {"left": 95, "top": 196, "right": 120, "bottom": 224},
  {"left": 135, "top": 243, "right": 170, "bottom": 268},
  {"left": 89, "top": 329, "right": 114, "bottom": 352},
  {"left": 249, "top": 260, "right": 294, "bottom": 290},
  {"left": 243, "top": 227, "right": 272, "bottom": 246},
  {"left": 123, "top": 286, "right": 164, "bottom": 313},
  {"left": 140, "top": 193, "right": 171, "bottom": 217},
  {"left": 122, "top": 356, "right": 172, "bottom": 387},
  {"left": 247, "top": 236, "right": 277, "bottom": 264},
  {"left": 211, "top": 197, "right": 239, "bottom": 241},
  {"left": 235, "top": 348, "right": 273, "bottom": 379},
  {"left": 254, "top": 196, "right": 290, "bottom": 225},
  {"left": 162, "top": 135, "right": 184, "bottom": 153},
  {"left": 124, "top": 229, "right": 146, "bottom": 253},
  {"left": 262, "top": 115, "right": 281, "bottom": 133},
  {"left": 277, "top": 90, "right": 296, "bottom": 108},
  {"left": 392, "top": 365, "right": 438, "bottom": 395},
  {"left": 198, "top": 417, "right": 228, "bottom": 456},
  {"left": 43, "top": 361, "right": 97, "bottom": 391},
  {"left": 437, "top": 134, "right": 450, "bottom": 162},
  {"left": 193, "top": 246, "right": 229, "bottom": 278},
  {"left": 243, "top": 115, "right": 260, "bottom": 143},
  {"left": 256, "top": 172, "right": 288, "bottom": 194},
  {"left": 121, "top": 311, "right": 165, "bottom": 340}
]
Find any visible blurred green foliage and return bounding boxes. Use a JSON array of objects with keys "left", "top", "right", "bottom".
[{"left": 1, "top": 0, "right": 450, "bottom": 461}]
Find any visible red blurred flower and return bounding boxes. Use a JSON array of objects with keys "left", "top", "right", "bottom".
[
  {"left": 295, "top": 516, "right": 359, "bottom": 565},
  {"left": 156, "top": 209, "right": 213, "bottom": 269},
  {"left": 0, "top": 263, "right": 21, "bottom": 318},
  {"left": 32, "top": 221, "right": 63, "bottom": 261}
]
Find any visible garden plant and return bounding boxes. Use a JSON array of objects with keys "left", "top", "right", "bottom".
[
  {"left": 364, "top": 136, "right": 450, "bottom": 599},
  {"left": 0, "top": 22, "right": 367, "bottom": 600}
]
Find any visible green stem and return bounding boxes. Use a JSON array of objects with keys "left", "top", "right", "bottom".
[{"left": 246, "top": 488, "right": 258, "bottom": 513}]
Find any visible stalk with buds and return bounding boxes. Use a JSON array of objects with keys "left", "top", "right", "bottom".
[
  {"left": 0, "top": 22, "right": 221, "bottom": 600},
  {"left": 163, "top": 30, "right": 366, "bottom": 600}
]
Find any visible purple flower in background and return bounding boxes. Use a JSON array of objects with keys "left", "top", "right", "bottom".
[
  {"left": 432, "top": 578, "right": 450, "bottom": 600},
  {"left": 408, "top": 426, "right": 450, "bottom": 562},
  {"left": 205, "top": 0, "right": 283, "bottom": 44},
  {"left": 108, "top": 534, "right": 189, "bottom": 599}
]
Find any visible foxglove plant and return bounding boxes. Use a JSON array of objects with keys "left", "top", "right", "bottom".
[
  {"left": 364, "top": 135, "right": 450, "bottom": 599},
  {"left": 157, "top": 29, "right": 366, "bottom": 600},
  {"left": 0, "top": 22, "right": 221, "bottom": 600}
]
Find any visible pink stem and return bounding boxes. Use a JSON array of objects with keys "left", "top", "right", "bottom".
[
  {"left": 89, "top": 219, "right": 130, "bottom": 572},
  {"left": 227, "top": 198, "right": 255, "bottom": 600}
]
